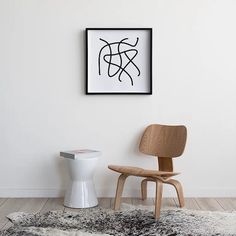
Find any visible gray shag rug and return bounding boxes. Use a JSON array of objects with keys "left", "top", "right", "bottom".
[{"left": 0, "top": 204, "right": 236, "bottom": 236}]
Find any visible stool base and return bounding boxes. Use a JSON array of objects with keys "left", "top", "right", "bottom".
[{"left": 64, "top": 180, "right": 98, "bottom": 208}]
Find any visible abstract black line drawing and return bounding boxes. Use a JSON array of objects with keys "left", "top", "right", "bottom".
[
  {"left": 86, "top": 28, "right": 152, "bottom": 95},
  {"left": 98, "top": 38, "right": 140, "bottom": 86}
]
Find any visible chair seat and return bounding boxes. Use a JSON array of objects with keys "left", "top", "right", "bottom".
[{"left": 108, "top": 165, "right": 180, "bottom": 178}]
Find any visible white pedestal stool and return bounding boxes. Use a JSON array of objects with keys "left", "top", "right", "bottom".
[{"left": 60, "top": 150, "right": 101, "bottom": 208}]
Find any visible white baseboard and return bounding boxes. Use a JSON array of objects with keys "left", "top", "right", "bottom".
[
  {"left": 0, "top": 188, "right": 65, "bottom": 198},
  {"left": 96, "top": 187, "right": 236, "bottom": 198},
  {"left": 0, "top": 187, "right": 235, "bottom": 198}
]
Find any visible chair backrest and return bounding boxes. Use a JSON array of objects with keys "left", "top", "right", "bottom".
[{"left": 139, "top": 124, "right": 187, "bottom": 158}]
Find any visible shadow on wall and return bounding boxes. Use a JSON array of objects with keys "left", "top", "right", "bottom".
[
  {"left": 78, "top": 30, "right": 86, "bottom": 95},
  {"left": 56, "top": 155, "right": 69, "bottom": 192}
]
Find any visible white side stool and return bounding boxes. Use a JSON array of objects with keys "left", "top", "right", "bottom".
[{"left": 60, "top": 149, "right": 101, "bottom": 208}]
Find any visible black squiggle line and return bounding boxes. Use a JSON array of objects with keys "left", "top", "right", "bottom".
[
  {"left": 103, "top": 49, "right": 138, "bottom": 86},
  {"left": 117, "top": 38, "right": 128, "bottom": 81},
  {"left": 98, "top": 38, "right": 139, "bottom": 75},
  {"left": 98, "top": 37, "right": 140, "bottom": 86},
  {"left": 124, "top": 50, "right": 140, "bottom": 76},
  {"left": 98, "top": 38, "right": 111, "bottom": 76},
  {"left": 118, "top": 49, "right": 138, "bottom": 86},
  {"left": 103, "top": 50, "right": 135, "bottom": 85}
]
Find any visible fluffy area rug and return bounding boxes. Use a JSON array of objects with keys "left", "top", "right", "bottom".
[{"left": 0, "top": 204, "right": 236, "bottom": 236}]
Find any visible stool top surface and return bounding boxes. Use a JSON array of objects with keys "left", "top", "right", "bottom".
[{"left": 60, "top": 149, "right": 101, "bottom": 160}]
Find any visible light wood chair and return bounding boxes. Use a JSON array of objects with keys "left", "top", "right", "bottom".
[{"left": 108, "top": 124, "right": 187, "bottom": 219}]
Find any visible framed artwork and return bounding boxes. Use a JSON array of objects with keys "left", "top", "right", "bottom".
[{"left": 86, "top": 28, "right": 152, "bottom": 94}]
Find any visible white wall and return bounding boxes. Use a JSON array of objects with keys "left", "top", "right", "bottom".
[{"left": 0, "top": 0, "right": 236, "bottom": 198}]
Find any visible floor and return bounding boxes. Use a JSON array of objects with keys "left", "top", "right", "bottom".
[{"left": 0, "top": 198, "right": 236, "bottom": 230}]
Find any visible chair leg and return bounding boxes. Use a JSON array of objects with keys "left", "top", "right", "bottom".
[
  {"left": 166, "top": 179, "right": 184, "bottom": 208},
  {"left": 114, "top": 174, "right": 128, "bottom": 210},
  {"left": 154, "top": 180, "right": 163, "bottom": 219},
  {"left": 141, "top": 178, "right": 148, "bottom": 200}
]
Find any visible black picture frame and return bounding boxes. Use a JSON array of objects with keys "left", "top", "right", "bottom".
[{"left": 86, "top": 28, "right": 152, "bottom": 95}]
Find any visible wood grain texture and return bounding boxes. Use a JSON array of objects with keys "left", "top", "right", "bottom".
[
  {"left": 139, "top": 124, "right": 187, "bottom": 158},
  {"left": 215, "top": 198, "right": 236, "bottom": 211},
  {"left": 0, "top": 199, "right": 7, "bottom": 208},
  {"left": 158, "top": 157, "right": 173, "bottom": 172},
  {"left": 111, "top": 197, "right": 132, "bottom": 209},
  {"left": 40, "top": 198, "right": 64, "bottom": 213},
  {"left": 229, "top": 198, "right": 236, "bottom": 210},
  {"left": 141, "top": 179, "right": 148, "bottom": 200},
  {"left": 0, "top": 198, "right": 29, "bottom": 229},
  {"left": 162, "top": 198, "right": 177, "bottom": 208},
  {"left": 154, "top": 180, "right": 163, "bottom": 219},
  {"left": 165, "top": 179, "right": 184, "bottom": 207},
  {"left": 19, "top": 198, "right": 48, "bottom": 213},
  {"left": 132, "top": 198, "right": 154, "bottom": 206},
  {"left": 98, "top": 198, "right": 111, "bottom": 209},
  {"left": 195, "top": 198, "right": 224, "bottom": 211},
  {"left": 108, "top": 165, "right": 179, "bottom": 178},
  {"left": 178, "top": 198, "right": 200, "bottom": 210},
  {"left": 113, "top": 174, "right": 128, "bottom": 210},
  {"left": 108, "top": 124, "right": 187, "bottom": 219},
  {"left": 2, "top": 198, "right": 47, "bottom": 230}
]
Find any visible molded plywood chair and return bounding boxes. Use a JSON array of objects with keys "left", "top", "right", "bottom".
[{"left": 108, "top": 124, "right": 187, "bottom": 219}]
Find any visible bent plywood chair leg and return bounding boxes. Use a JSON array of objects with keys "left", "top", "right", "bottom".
[
  {"left": 114, "top": 174, "right": 128, "bottom": 210},
  {"left": 154, "top": 180, "right": 163, "bottom": 219},
  {"left": 141, "top": 178, "right": 148, "bottom": 200},
  {"left": 166, "top": 179, "right": 184, "bottom": 208}
]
